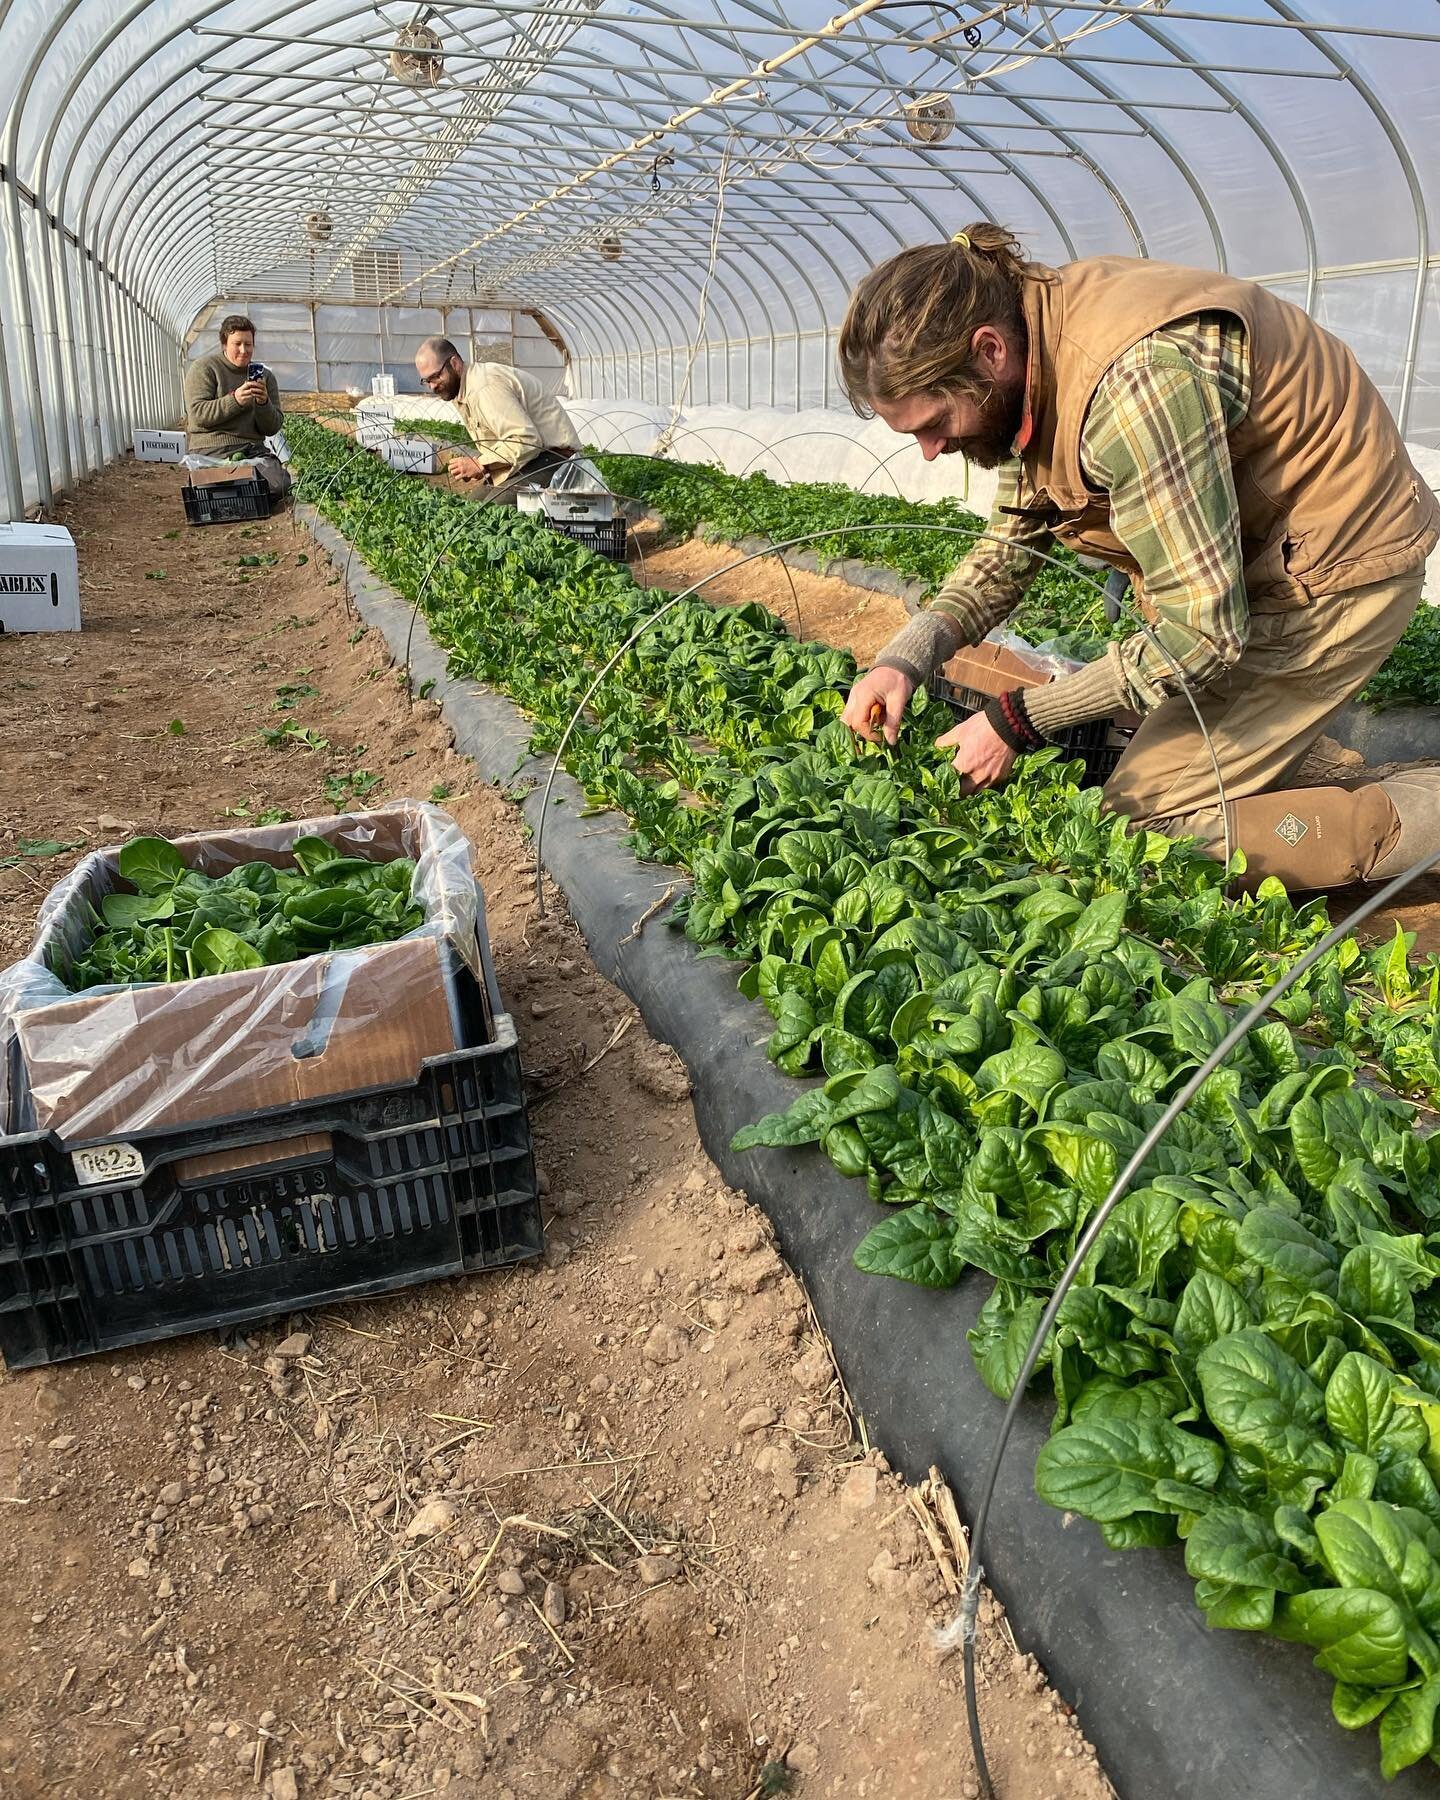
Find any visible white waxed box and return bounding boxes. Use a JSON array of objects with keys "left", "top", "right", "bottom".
[
  {"left": 355, "top": 401, "right": 397, "bottom": 450},
  {"left": 132, "top": 428, "right": 188, "bottom": 463},
  {"left": 382, "top": 438, "right": 437, "bottom": 475},
  {"left": 0, "top": 523, "right": 80, "bottom": 633}
]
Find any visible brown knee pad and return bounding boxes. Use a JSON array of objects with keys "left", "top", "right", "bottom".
[{"left": 1228, "top": 784, "right": 1401, "bottom": 889}]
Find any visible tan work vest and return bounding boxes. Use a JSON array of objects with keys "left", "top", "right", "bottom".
[{"left": 1013, "top": 258, "right": 1440, "bottom": 611}]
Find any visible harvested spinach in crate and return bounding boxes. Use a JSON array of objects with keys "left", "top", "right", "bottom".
[{"left": 59, "top": 833, "right": 424, "bottom": 990}]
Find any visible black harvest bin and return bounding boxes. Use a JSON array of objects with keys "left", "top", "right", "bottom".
[
  {"left": 548, "top": 515, "right": 627, "bottom": 560},
  {"left": 183, "top": 474, "right": 273, "bottom": 526},
  {"left": 928, "top": 670, "right": 1130, "bottom": 786},
  {"left": 0, "top": 931, "right": 542, "bottom": 1369}
]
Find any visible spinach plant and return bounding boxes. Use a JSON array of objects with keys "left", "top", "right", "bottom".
[
  {"left": 290, "top": 415, "right": 1440, "bottom": 1772},
  {"left": 60, "top": 835, "right": 422, "bottom": 990}
]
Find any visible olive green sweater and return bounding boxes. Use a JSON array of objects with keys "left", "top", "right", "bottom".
[{"left": 183, "top": 353, "right": 284, "bottom": 456}]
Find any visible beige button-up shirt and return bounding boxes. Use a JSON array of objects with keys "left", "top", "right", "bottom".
[{"left": 454, "top": 363, "right": 581, "bottom": 470}]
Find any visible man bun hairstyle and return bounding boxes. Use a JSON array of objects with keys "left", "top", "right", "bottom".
[
  {"left": 838, "top": 222, "right": 1030, "bottom": 416},
  {"left": 219, "top": 314, "right": 256, "bottom": 343}
]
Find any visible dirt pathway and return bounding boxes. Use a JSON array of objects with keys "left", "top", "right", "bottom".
[
  {"left": 0, "top": 457, "right": 1110, "bottom": 1800},
  {"left": 630, "top": 521, "right": 913, "bottom": 668}
]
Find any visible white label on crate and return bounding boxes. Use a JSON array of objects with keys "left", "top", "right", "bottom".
[{"left": 72, "top": 1142, "right": 145, "bottom": 1187}]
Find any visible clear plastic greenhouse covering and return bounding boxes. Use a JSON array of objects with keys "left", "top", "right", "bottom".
[{"left": 2, "top": 3, "right": 1439, "bottom": 521}]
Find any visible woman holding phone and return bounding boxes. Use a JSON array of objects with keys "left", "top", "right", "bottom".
[{"left": 183, "top": 314, "right": 291, "bottom": 500}]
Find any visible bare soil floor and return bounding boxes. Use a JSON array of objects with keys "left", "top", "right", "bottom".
[
  {"left": 630, "top": 523, "right": 912, "bottom": 669},
  {"left": 0, "top": 456, "right": 1114, "bottom": 1800}
]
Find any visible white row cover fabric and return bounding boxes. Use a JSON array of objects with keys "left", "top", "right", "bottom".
[
  {"left": 2, "top": 3, "right": 1439, "bottom": 518},
  {"left": 571, "top": 399, "right": 1003, "bottom": 511}
]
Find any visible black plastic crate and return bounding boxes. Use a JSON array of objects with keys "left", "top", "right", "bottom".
[
  {"left": 547, "top": 515, "right": 627, "bottom": 561},
  {"left": 183, "top": 476, "right": 273, "bottom": 527},
  {"left": 0, "top": 934, "right": 541, "bottom": 1369},
  {"left": 928, "top": 672, "right": 1130, "bottom": 787}
]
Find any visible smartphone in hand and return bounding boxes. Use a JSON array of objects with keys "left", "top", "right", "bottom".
[{"left": 247, "top": 362, "right": 267, "bottom": 382}]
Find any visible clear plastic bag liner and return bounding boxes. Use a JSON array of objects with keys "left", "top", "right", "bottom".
[
  {"left": 0, "top": 802, "right": 481, "bottom": 1144},
  {"left": 545, "top": 454, "right": 611, "bottom": 495},
  {"left": 984, "top": 628, "right": 1088, "bottom": 681}
]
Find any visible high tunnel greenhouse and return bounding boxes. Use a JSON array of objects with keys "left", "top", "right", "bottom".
[
  {"left": 10, "top": 9, "right": 1440, "bottom": 1800},
  {"left": 1, "top": 3, "right": 1440, "bottom": 515}
]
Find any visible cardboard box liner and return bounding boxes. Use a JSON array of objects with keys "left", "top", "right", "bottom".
[
  {"left": 0, "top": 803, "right": 481, "bottom": 1149},
  {"left": 940, "top": 632, "right": 1140, "bottom": 734},
  {"left": 942, "top": 636, "right": 1054, "bottom": 699},
  {"left": 186, "top": 462, "right": 262, "bottom": 488}
]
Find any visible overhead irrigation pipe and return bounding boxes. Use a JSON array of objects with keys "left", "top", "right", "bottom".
[
  {"left": 529, "top": 522, "right": 1225, "bottom": 916},
  {"left": 383, "top": 0, "right": 903, "bottom": 305},
  {"left": 951, "top": 833, "right": 1440, "bottom": 1800}
]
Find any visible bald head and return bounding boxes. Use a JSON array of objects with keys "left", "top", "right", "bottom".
[{"left": 416, "top": 336, "right": 463, "bottom": 401}]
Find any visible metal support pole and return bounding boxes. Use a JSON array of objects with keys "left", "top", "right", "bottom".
[
  {"left": 3, "top": 190, "right": 54, "bottom": 506},
  {"left": 54, "top": 231, "right": 89, "bottom": 476},
  {"left": 98, "top": 271, "right": 127, "bottom": 456},
  {"left": 35, "top": 220, "right": 75, "bottom": 491},
  {"left": 77, "top": 251, "right": 109, "bottom": 468},
  {"left": 0, "top": 199, "right": 28, "bottom": 515}
]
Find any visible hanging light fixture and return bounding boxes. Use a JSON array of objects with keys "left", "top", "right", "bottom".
[
  {"left": 905, "top": 95, "right": 956, "bottom": 144},
  {"left": 304, "top": 209, "right": 334, "bottom": 243},
  {"left": 390, "top": 20, "right": 444, "bottom": 88},
  {"left": 598, "top": 233, "right": 622, "bottom": 262}
]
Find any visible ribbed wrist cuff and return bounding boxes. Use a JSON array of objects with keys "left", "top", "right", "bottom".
[
  {"left": 1022, "top": 651, "right": 1131, "bottom": 736},
  {"left": 871, "top": 607, "right": 969, "bottom": 690},
  {"left": 983, "top": 690, "right": 1048, "bottom": 754}
]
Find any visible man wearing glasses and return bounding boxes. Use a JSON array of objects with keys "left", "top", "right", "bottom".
[{"left": 413, "top": 337, "right": 580, "bottom": 497}]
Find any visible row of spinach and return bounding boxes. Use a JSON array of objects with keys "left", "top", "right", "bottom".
[
  {"left": 354, "top": 415, "right": 1438, "bottom": 706},
  {"left": 293, "top": 418, "right": 1440, "bottom": 1770}
]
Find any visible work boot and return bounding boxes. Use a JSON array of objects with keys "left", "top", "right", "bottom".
[
  {"left": 1227, "top": 783, "right": 1401, "bottom": 889},
  {"left": 1370, "top": 768, "right": 1440, "bottom": 883}
]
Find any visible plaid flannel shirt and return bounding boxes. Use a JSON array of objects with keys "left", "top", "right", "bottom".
[{"left": 930, "top": 312, "right": 1252, "bottom": 712}]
